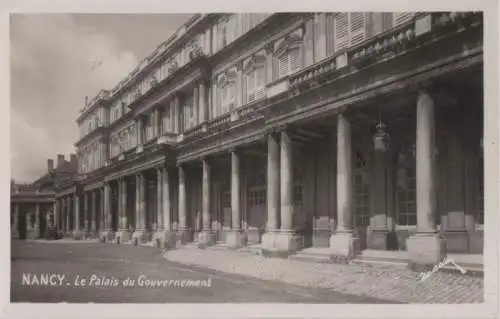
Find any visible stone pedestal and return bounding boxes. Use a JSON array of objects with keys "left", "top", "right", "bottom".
[
  {"left": 115, "top": 230, "right": 130, "bottom": 245},
  {"left": 262, "top": 231, "right": 302, "bottom": 253},
  {"left": 91, "top": 221, "right": 97, "bottom": 239},
  {"left": 441, "top": 211, "right": 468, "bottom": 253},
  {"left": 131, "top": 230, "right": 145, "bottom": 245},
  {"left": 176, "top": 230, "right": 193, "bottom": 245},
  {"left": 99, "top": 230, "right": 115, "bottom": 243},
  {"left": 198, "top": 231, "right": 216, "bottom": 248},
  {"left": 73, "top": 229, "right": 83, "bottom": 240},
  {"left": 367, "top": 227, "right": 389, "bottom": 250},
  {"left": 226, "top": 231, "right": 246, "bottom": 248},
  {"left": 27, "top": 228, "right": 36, "bottom": 240},
  {"left": 153, "top": 231, "right": 177, "bottom": 249},
  {"left": 329, "top": 232, "right": 360, "bottom": 263},
  {"left": 407, "top": 233, "right": 447, "bottom": 268}
]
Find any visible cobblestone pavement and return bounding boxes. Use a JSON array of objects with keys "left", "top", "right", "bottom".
[
  {"left": 164, "top": 247, "right": 484, "bottom": 304},
  {"left": 11, "top": 241, "right": 390, "bottom": 303}
]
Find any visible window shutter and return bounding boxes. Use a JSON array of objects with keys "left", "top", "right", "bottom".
[
  {"left": 334, "top": 13, "right": 349, "bottom": 52},
  {"left": 278, "top": 53, "right": 290, "bottom": 78},
  {"left": 254, "top": 67, "right": 266, "bottom": 100},
  {"left": 382, "top": 12, "right": 393, "bottom": 31},
  {"left": 350, "top": 12, "right": 366, "bottom": 46},
  {"left": 394, "top": 12, "right": 414, "bottom": 26},
  {"left": 289, "top": 48, "right": 301, "bottom": 73},
  {"left": 326, "top": 13, "right": 336, "bottom": 56}
]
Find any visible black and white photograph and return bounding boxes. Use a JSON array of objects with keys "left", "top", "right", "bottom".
[{"left": 2, "top": 1, "right": 499, "bottom": 318}]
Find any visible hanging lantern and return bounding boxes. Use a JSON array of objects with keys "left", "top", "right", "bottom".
[{"left": 373, "top": 120, "right": 390, "bottom": 152}]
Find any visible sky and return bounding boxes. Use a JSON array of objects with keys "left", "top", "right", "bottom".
[{"left": 10, "top": 13, "right": 192, "bottom": 183}]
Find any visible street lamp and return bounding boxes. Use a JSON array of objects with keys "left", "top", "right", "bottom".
[{"left": 373, "top": 112, "right": 390, "bottom": 152}]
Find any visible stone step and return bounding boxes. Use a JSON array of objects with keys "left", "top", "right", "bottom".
[
  {"left": 350, "top": 258, "right": 409, "bottom": 268},
  {"left": 289, "top": 253, "right": 332, "bottom": 264},
  {"left": 237, "top": 246, "right": 264, "bottom": 255}
]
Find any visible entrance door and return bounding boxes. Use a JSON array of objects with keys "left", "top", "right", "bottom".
[
  {"left": 220, "top": 190, "right": 232, "bottom": 242},
  {"left": 247, "top": 186, "right": 266, "bottom": 244}
]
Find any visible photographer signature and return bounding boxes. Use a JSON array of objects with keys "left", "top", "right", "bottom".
[{"left": 419, "top": 257, "right": 467, "bottom": 282}]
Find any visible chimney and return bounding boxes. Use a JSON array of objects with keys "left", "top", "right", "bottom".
[
  {"left": 70, "top": 154, "right": 77, "bottom": 166},
  {"left": 57, "top": 154, "right": 65, "bottom": 168},
  {"left": 47, "top": 159, "right": 54, "bottom": 172}
]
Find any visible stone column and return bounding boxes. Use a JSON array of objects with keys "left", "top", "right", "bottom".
[
  {"left": 407, "top": 90, "right": 446, "bottom": 268},
  {"left": 12, "top": 204, "right": 19, "bottom": 239},
  {"left": 132, "top": 173, "right": 146, "bottom": 244},
  {"left": 91, "top": 191, "right": 97, "bottom": 238},
  {"left": 65, "top": 197, "right": 71, "bottom": 235},
  {"left": 199, "top": 159, "right": 216, "bottom": 247},
  {"left": 99, "top": 188, "right": 105, "bottom": 236},
  {"left": 53, "top": 200, "right": 59, "bottom": 231},
  {"left": 226, "top": 150, "right": 245, "bottom": 247},
  {"left": 177, "top": 165, "right": 190, "bottom": 244},
  {"left": 73, "top": 194, "right": 82, "bottom": 240},
  {"left": 274, "top": 131, "right": 302, "bottom": 252},
  {"left": 368, "top": 151, "right": 389, "bottom": 249},
  {"left": 116, "top": 178, "right": 129, "bottom": 244},
  {"left": 34, "top": 203, "right": 41, "bottom": 239},
  {"left": 262, "top": 132, "right": 281, "bottom": 250},
  {"left": 153, "top": 167, "right": 176, "bottom": 248},
  {"left": 156, "top": 168, "right": 162, "bottom": 231},
  {"left": 330, "top": 114, "right": 360, "bottom": 263},
  {"left": 83, "top": 193, "right": 89, "bottom": 238},
  {"left": 100, "top": 183, "right": 113, "bottom": 242}
]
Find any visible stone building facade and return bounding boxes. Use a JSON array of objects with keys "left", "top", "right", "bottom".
[
  {"left": 11, "top": 154, "right": 78, "bottom": 239},
  {"left": 27, "top": 12, "right": 485, "bottom": 267}
]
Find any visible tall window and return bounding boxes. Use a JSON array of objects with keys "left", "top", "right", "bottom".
[
  {"left": 334, "top": 12, "right": 367, "bottom": 52},
  {"left": 245, "top": 58, "right": 266, "bottom": 104},
  {"left": 277, "top": 48, "right": 301, "bottom": 79},
  {"left": 183, "top": 95, "right": 195, "bottom": 130},
  {"left": 217, "top": 70, "right": 237, "bottom": 115},
  {"left": 144, "top": 114, "right": 153, "bottom": 141},
  {"left": 396, "top": 144, "right": 417, "bottom": 226}
]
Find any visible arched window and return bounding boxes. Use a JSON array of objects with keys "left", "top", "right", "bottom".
[{"left": 396, "top": 144, "right": 417, "bottom": 226}]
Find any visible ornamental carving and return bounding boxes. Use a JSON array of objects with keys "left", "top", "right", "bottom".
[
  {"left": 217, "top": 67, "right": 237, "bottom": 88},
  {"left": 273, "top": 28, "right": 304, "bottom": 57},
  {"left": 242, "top": 52, "right": 266, "bottom": 74}
]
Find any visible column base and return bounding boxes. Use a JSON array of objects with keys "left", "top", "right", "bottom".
[
  {"left": 367, "top": 227, "right": 389, "bottom": 250},
  {"left": 115, "top": 230, "right": 130, "bottom": 244},
  {"left": 225, "top": 231, "right": 246, "bottom": 248},
  {"left": 152, "top": 231, "right": 177, "bottom": 249},
  {"left": 329, "top": 231, "right": 360, "bottom": 264},
  {"left": 99, "top": 230, "right": 115, "bottom": 243},
  {"left": 261, "top": 231, "right": 303, "bottom": 255},
  {"left": 176, "top": 230, "right": 193, "bottom": 245},
  {"left": 11, "top": 227, "right": 19, "bottom": 239},
  {"left": 131, "top": 230, "right": 146, "bottom": 245},
  {"left": 407, "top": 232, "right": 447, "bottom": 270},
  {"left": 312, "top": 229, "right": 331, "bottom": 247},
  {"left": 73, "top": 229, "right": 83, "bottom": 240},
  {"left": 91, "top": 222, "right": 97, "bottom": 239},
  {"left": 444, "top": 230, "right": 469, "bottom": 253},
  {"left": 198, "top": 231, "right": 216, "bottom": 248},
  {"left": 26, "top": 229, "right": 36, "bottom": 240}
]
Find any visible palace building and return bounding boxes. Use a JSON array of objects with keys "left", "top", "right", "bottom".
[{"left": 12, "top": 12, "right": 484, "bottom": 267}]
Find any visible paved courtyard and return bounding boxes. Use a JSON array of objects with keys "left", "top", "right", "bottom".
[
  {"left": 11, "top": 240, "right": 390, "bottom": 303},
  {"left": 164, "top": 246, "right": 484, "bottom": 304}
]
